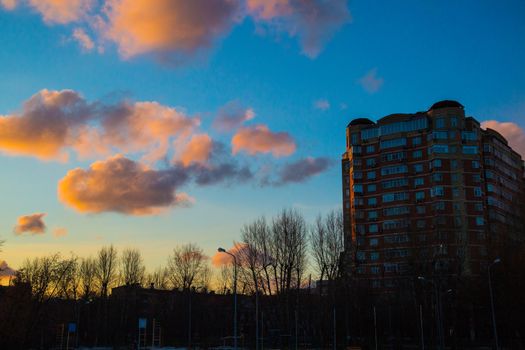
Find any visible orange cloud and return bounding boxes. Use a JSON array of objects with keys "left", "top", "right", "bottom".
[
  {"left": 213, "top": 101, "right": 255, "bottom": 132},
  {"left": 0, "top": 89, "right": 89, "bottom": 161},
  {"left": 104, "top": 0, "right": 240, "bottom": 59},
  {"left": 53, "top": 227, "right": 68, "bottom": 238},
  {"left": 231, "top": 124, "right": 296, "bottom": 157},
  {"left": 178, "top": 134, "right": 213, "bottom": 167},
  {"left": 246, "top": 0, "right": 351, "bottom": 58},
  {"left": 0, "top": 0, "right": 16, "bottom": 10},
  {"left": 212, "top": 243, "right": 247, "bottom": 267},
  {"left": 58, "top": 155, "right": 192, "bottom": 215},
  {"left": 0, "top": 89, "right": 200, "bottom": 162},
  {"left": 481, "top": 120, "right": 525, "bottom": 158},
  {"left": 28, "top": 0, "right": 93, "bottom": 24},
  {"left": 14, "top": 213, "right": 47, "bottom": 235}
]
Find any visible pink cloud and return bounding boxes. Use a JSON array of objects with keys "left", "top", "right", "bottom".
[
  {"left": 72, "top": 27, "right": 95, "bottom": 51},
  {"left": 212, "top": 243, "right": 247, "bottom": 267},
  {"left": 359, "top": 68, "right": 384, "bottom": 94},
  {"left": 28, "top": 0, "right": 94, "bottom": 24},
  {"left": 481, "top": 120, "right": 525, "bottom": 158},
  {"left": 213, "top": 101, "right": 255, "bottom": 132},
  {"left": 231, "top": 124, "right": 296, "bottom": 157},
  {"left": 0, "top": 0, "right": 17, "bottom": 10},
  {"left": 14, "top": 213, "right": 47, "bottom": 235},
  {"left": 314, "top": 99, "right": 330, "bottom": 111},
  {"left": 247, "top": 0, "right": 351, "bottom": 58}
]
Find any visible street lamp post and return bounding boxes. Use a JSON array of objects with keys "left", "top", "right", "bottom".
[
  {"left": 218, "top": 247, "right": 238, "bottom": 350},
  {"left": 488, "top": 258, "right": 501, "bottom": 350},
  {"left": 418, "top": 276, "right": 445, "bottom": 350}
]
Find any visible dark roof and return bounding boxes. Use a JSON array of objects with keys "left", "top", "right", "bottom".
[
  {"left": 429, "top": 100, "right": 464, "bottom": 111},
  {"left": 347, "top": 118, "right": 375, "bottom": 127}
]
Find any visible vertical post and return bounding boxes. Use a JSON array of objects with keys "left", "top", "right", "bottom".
[
  {"left": 233, "top": 257, "right": 238, "bottom": 350},
  {"left": 489, "top": 264, "right": 499, "bottom": 350},
  {"left": 373, "top": 306, "right": 378, "bottom": 350},
  {"left": 261, "top": 311, "right": 264, "bottom": 350},
  {"left": 152, "top": 318, "right": 155, "bottom": 349},
  {"left": 65, "top": 329, "right": 70, "bottom": 350},
  {"left": 333, "top": 307, "right": 337, "bottom": 350},
  {"left": 295, "top": 309, "right": 298, "bottom": 350},
  {"left": 188, "top": 291, "right": 192, "bottom": 350},
  {"left": 255, "top": 284, "right": 259, "bottom": 350},
  {"left": 419, "top": 304, "right": 425, "bottom": 350}
]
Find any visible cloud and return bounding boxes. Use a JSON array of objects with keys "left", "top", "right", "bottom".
[
  {"left": 0, "top": 89, "right": 200, "bottom": 162},
  {"left": 14, "top": 213, "right": 47, "bottom": 235},
  {"left": 0, "top": 260, "right": 16, "bottom": 286},
  {"left": 211, "top": 243, "right": 247, "bottom": 267},
  {"left": 246, "top": 0, "right": 351, "bottom": 58},
  {"left": 0, "top": 89, "right": 92, "bottom": 161},
  {"left": 481, "top": 120, "right": 525, "bottom": 158},
  {"left": 177, "top": 133, "right": 213, "bottom": 167},
  {"left": 359, "top": 68, "right": 384, "bottom": 94},
  {"left": 28, "top": 0, "right": 94, "bottom": 24},
  {"left": 0, "top": 0, "right": 17, "bottom": 10},
  {"left": 72, "top": 27, "right": 95, "bottom": 51},
  {"left": 58, "top": 155, "right": 192, "bottom": 215},
  {"left": 314, "top": 99, "right": 330, "bottom": 111},
  {"left": 271, "top": 156, "right": 332, "bottom": 185},
  {"left": 231, "top": 124, "right": 296, "bottom": 157},
  {"left": 53, "top": 227, "right": 68, "bottom": 238},
  {"left": 213, "top": 101, "right": 255, "bottom": 132},
  {"left": 103, "top": 0, "right": 240, "bottom": 59}
]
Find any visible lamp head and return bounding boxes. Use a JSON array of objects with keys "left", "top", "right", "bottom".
[
  {"left": 218, "top": 247, "right": 226, "bottom": 253},
  {"left": 417, "top": 276, "right": 425, "bottom": 281},
  {"left": 494, "top": 258, "right": 501, "bottom": 264}
]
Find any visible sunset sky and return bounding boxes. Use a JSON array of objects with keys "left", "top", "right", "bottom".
[{"left": 1, "top": 0, "right": 524, "bottom": 271}]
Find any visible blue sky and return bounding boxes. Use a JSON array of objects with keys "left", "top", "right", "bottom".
[{"left": 1, "top": 0, "right": 524, "bottom": 269}]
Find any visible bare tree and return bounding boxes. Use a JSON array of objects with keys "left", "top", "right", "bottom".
[
  {"left": 310, "top": 209, "right": 345, "bottom": 284},
  {"left": 145, "top": 266, "right": 169, "bottom": 289},
  {"left": 269, "top": 208, "right": 308, "bottom": 295},
  {"left": 95, "top": 245, "right": 118, "bottom": 298},
  {"left": 56, "top": 255, "right": 80, "bottom": 300},
  {"left": 79, "top": 257, "right": 97, "bottom": 299},
  {"left": 119, "top": 248, "right": 145, "bottom": 286},
  {"left": 167, "top": 243, "right": 209, "bottom": 290}
]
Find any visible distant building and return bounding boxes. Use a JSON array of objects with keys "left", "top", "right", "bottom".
[{"left": 342, "top": 100, "right": 525, "bottom": 291}]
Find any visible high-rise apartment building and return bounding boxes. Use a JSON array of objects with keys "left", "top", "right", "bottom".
[{"left": 341, "top": 101, "right": 525, "bottom": 291}]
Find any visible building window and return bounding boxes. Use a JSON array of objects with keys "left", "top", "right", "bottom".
[
  {"left": 451, "top": 117, "right": 458, "bottom": 127},
  {"left": 370, "top": 238, "right": 379, "bottom": 247},
  {"left": 367, "top": 184, "right": 377, "bottom": 192},
  {"left": 366, "top": 158, "right": 376, "bottom": 167},
  {"left": 413, "top": 150, "right": 423, "bottom": 158},
  {"left": 369, "top": 224, "right": 379, "bottom": 233},
  {"left": 416, "top": 220, "right": 426, "bottom": 228},
  {"left": 416, "top": 205, "right": 426, "bottom": 214},
  {"left": 451, "top": 159, "right": 458, "bottom": 169},
  {"left": 370, "top": 252, "right": 380, "bottom": 261},
  {"left": 368, "top": 197, "right": 377, "bottom": 206},
  {"left": 474, "top": 187, "right": 482, "bottom": 197},
  {"left": 370, "top": 266, "right": 380, "bottom": 274},
  {"left": 367, "top": 171, "right": 376, "bottom": 179},
  {"left": 415, "top": 191, "right": 425, "bottom": 201},
  {"left": 353, "top": 172, "right": 363, "bottom": 179},
  {"left": 435, "top": 117, "right": 446, "bottom": 129},
  {"left": 430, "top": 186, "right": 445, "bottom": 197},
  {"left": 414, "top": 177, "right": 424, "bottom": 187},
  {"left": 413, "top": 164, "right": 424, "bottom": 173},
  {"left": 474, "top": 203, "right": 483, "bottom": 211},
  {"left": 463, "top": 146, "right": 478, "bottom": 154},
  {"left": 357, "top": 251, "right": 366, "bottom": 261},
  {"left": 366, "top": 145, "right": 375, "bottom": 153},
  {"left": 351, "top": 133, "right": 359, "bottom": 144},
  {"left": 412, "top": 136, "right": 422, "bottom": 145},
  {"left": 368, "top": 211, "right": 378, "bottom": 219},
  {"left": 353, "top": 184, "right": 363, "bottom": 193},
  {"left": 432, "top": 173, "right": 443, "bottom": 182},
  {"left": 382, "top": 192, "right": 409, "bottom": 203},
  {"left": 381, "top": 165, "right": 408, "bottom": 176},
  {"left": 431, "top": 159, "right": 442, "bottom": 168},
  {"left": 472, "top": 160, "right": 480, "bottom": 169},
  {"left": 453, "top": 188, "right": 460, "bottom": 197},
  {"left": 380, "top": 137, "right": 407, "bottom": 149},
  {"left": 475, "top": 217, "right": 484, "bottom": 226}
]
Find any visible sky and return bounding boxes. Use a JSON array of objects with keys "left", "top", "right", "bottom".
[{"left": 1, "top": 0, "right": 524, "bottom": 272}]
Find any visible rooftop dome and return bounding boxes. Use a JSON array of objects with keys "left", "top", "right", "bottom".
[
  {"left": 429, "top": 100, "right": 464, "bottom": 111},
  {"left": 348, "top": 118, "right": 375, "bottom": 127}
]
